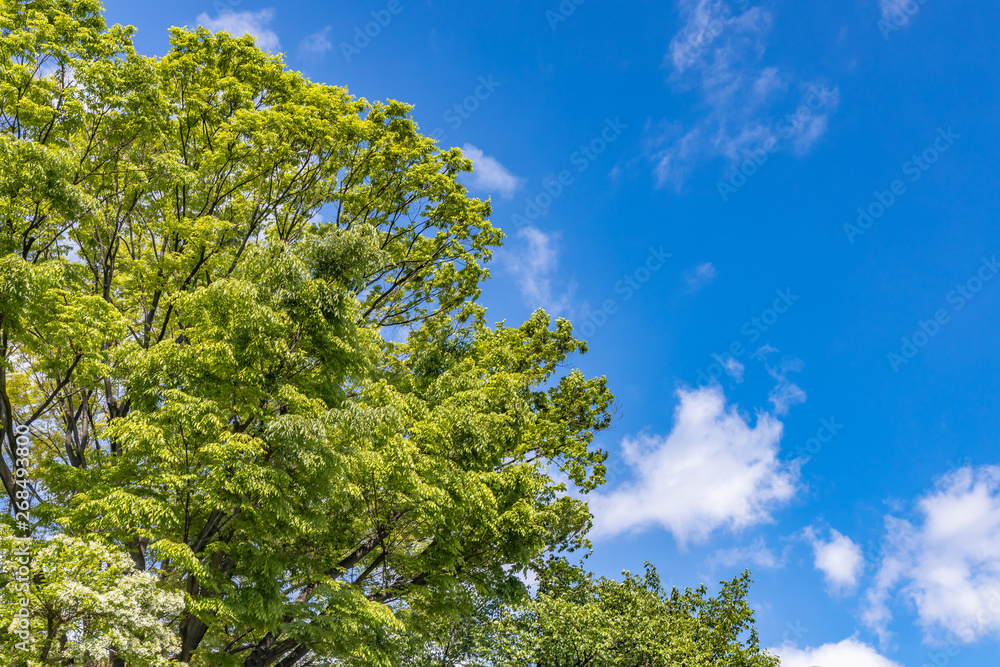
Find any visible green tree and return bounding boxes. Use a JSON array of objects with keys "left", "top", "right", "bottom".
[
  {"left": 403, "top": 560, "right": 781, "bottom": 667},
  {"left": 0, "top": 1, "right": 612, "bottom": 665}
]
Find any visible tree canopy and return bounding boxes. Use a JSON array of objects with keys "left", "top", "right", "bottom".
[
  {"left": 395, "top": 559, "right": 780, "bottom": 667},
  {"left": 0, "top": 2, "right": 777, "bottom": 666}
]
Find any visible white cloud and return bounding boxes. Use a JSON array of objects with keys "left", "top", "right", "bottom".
[
  {"left": 197, "top": 9, "right": 281, "bottom": 52},
  {"left": 299, "top": 26, "right": 333, "bottom": 59},
  {"left": 711, "top": 537, "right": 785, "bottom": 571},
  {"left": 864, "top": 466, "right": 1000, "bottom": 647},
  {"left": 589, "top": 385, "right": 800, "bottom": 545},
  {"left": 685, "top": 261, "right": 717, "bottom": 291},
  {"left": 504, "top": 226, "right": 571, "bottom": 315},
  {"left": 805, "top": 527, "right": 864, "bottom": 594},
  {"left": 462, "top": 144, "right": 524, "bottom": 199},
  {"left": 649, "top": 0, "right": 838, "bottom": 187},
  {"left": 773, "top": 638, "right": 903, "bottom": 667}
]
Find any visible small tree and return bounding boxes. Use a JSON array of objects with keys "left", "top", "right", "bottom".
[{"left": 0, "top": 527, "right": 184, "bottom": 665}]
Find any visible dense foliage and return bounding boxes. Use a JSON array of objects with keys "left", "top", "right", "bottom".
[
  {"left": 0, "top": 1, "right": 777, "bottom": 665},
  {"left": 398, "top": 559, "right": 780, "bottom": 667}
]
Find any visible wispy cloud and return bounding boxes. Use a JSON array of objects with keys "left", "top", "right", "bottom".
[
  {"left": 766, "top": 356, "right": 807, "bottom": 416},
  {"left": 589, "top": 384, "right": 800, "bottom": 545},
  {"left": 685, "top": 261, "right": 717, "bottom": 291},
  {"left": 880, "top": 0, "right": 916, "bottom": 24},
  {"left": 648, "top": 0, "right": 838, "bottom": 188},
  {"left": 863, "top": 465, "right": 1000, "bottom": 647},
  {"left": 504, "top": 226, "right": 572, "bottom": 315},
  {"left": 714, "top": 354, "right": 745, "bottom": 382},
  {"left": 197, "top": 9, "right": 281, "bottom": 52},
  {"left": 804, "top": 526, "right": 864, "bottom": 595},
  {"left": 462, "top": 144, "right": 524, "bottom": 199},
  {"left": 711, "top": 537, "right": 786, "bottom": 570},
  {"left": 298, "top": 26, "right": 333, "bottom": 59},
  {"left": 752, "top": 343, "right": 778, "bottom": 360}
]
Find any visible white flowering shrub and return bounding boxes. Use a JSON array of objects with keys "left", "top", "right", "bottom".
[{"left": 0, "top": 527, "right": 184, "bottom": 666}]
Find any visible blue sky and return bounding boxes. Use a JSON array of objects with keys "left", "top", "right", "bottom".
[{"left": 102, "top": 0, "right": 1000, "bottom": 664}]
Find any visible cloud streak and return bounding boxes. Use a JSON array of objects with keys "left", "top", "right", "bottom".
[
  {"left": 685, "top": 261, "right": 717, "bottom": 292},
  {"left": 766, "top": 357, "right": 807, "bottom": 416},
  {"left": 649, "top": 0, "right": 838, "bottom": 188},
  {"left": 711, "top": 537, "right": 786, "bottom": 570},
  {"left": 299, "top": 26, "right": 333, "bottom": 59},
  {"left": 880, "top": 0, "right": 917, "bottom": 24},
  {"left": 504, "top": 226, "right": 572, "bottom": 315}
]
